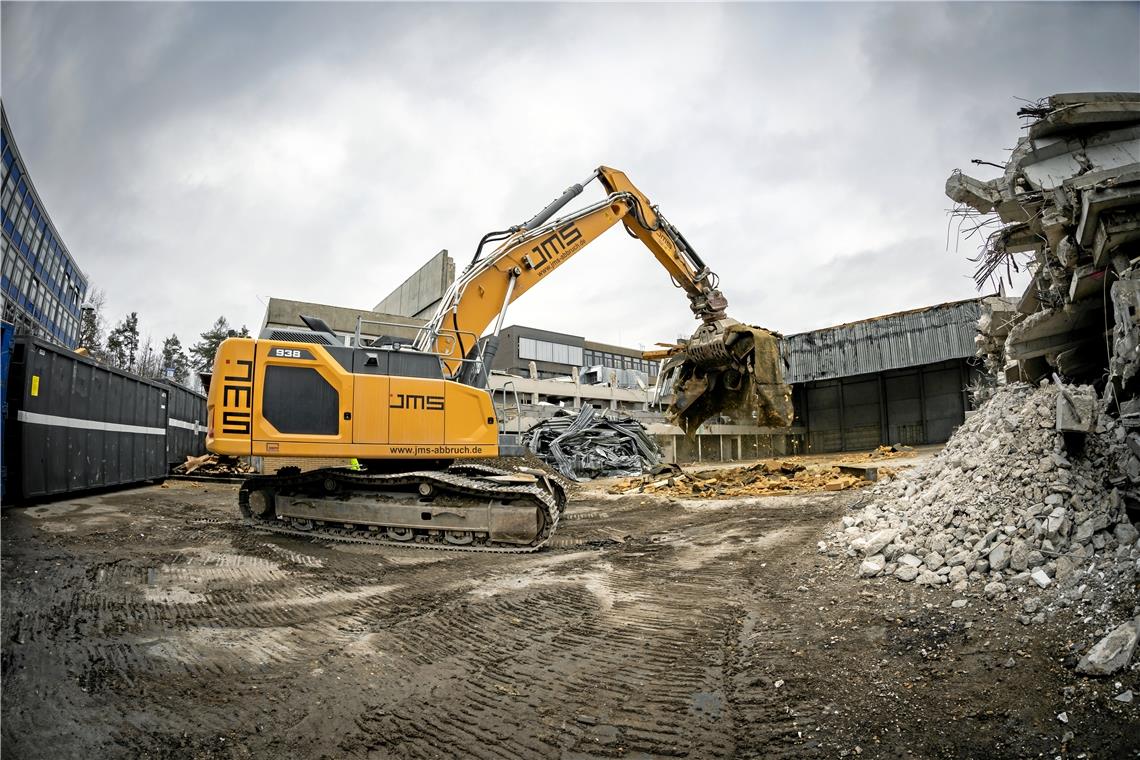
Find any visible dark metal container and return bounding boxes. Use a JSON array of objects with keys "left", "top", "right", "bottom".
[
  {"left": 163, "top": 379, "right": 207, "bottom": 468},
  {"left": 5, "top": 336, "right": 168, "bottom": 499}
]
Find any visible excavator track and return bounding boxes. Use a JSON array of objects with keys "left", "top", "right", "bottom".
[{"left": 237, "top": 462, "right": 567, "bottom": 553}]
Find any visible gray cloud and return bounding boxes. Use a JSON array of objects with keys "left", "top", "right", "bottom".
[{"left": 1, "top": 1, "right": 1136, "bottom": 351}]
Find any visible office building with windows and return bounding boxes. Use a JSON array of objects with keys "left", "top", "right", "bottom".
[
  {"left": 495, "top": 325, "right": 659, "bottom": 386},
  {"left": 1, "top": 105, "right": 88, "bottom": 348}
]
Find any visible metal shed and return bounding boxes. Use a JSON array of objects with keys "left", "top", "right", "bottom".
[{"left": 781, "top": 299, "right": 985, "bottom": 453}]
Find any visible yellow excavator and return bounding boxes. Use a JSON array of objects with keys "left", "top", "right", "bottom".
[{"left": 206, "top": 166, "right": 792, "bottom": 551}]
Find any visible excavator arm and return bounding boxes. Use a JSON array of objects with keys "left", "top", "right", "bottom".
[{"left": 415, "top": 166, "right": 793, "bottom": 434}]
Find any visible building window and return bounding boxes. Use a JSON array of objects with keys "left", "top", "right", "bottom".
[{"left": 518, "top": 337, "right": 584, "bottom": 367}]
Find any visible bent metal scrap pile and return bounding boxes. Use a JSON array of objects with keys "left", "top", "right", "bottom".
[{"left": 522, "top": 405, "right": 662, "bottom": 481}]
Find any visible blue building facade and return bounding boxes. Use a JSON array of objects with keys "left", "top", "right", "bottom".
[{"left": 1, "top": 104, "right": 87, "bottom": 349}]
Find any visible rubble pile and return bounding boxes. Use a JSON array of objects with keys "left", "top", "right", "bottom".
[
  {"left": 174, "top": 454, "right": 255, "bottom": 476},
  {"left": 834, "top": 383, "right": 1139, "bottom": 613},
  {"left": 612, "top": 460, "right": 868, "bottom": 497},
  {"left": 522, "top": 405, "right": 661, "bottom": 481}
]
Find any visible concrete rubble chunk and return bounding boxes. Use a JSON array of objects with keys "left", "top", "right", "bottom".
[
  {"left": 1116, "top": 520, "right": 1140, "bottom": 546},
  {"left": 859, "top": 529, "right": 898, "bottom": 557},
  {"left": 974, "top": 528, "right": 1002, "bottom": 553},
  {"left": 1047, "top": 507, "right": 1067, "bottom": 536},
  {"left": 945, "top": 170, "right": 1000, "bottom": 214},
  {"left": 916, "top": 570, "right": 944, "bottom": 586},
  {"left": 894, "top": 565, "right": 919, "bottom": 582},
  {"left": 1074, "top": 520, "right": 1096, "bottom": 545},
  {"left": 1010, "top": 541, "right": 1030, "bottom": 572},
  {"left": 1076, "top": 617, "right": 1140, "bottom": 676},
  {"left": 897, "top": 553, "right": 923, "bottom": 568},
  {"left": 988, "top": 543, "right": 1011, "bottom": 572},
  {"left": 859, "top": 555, "right": 886, "bottom": 578},
  {"left": 1030, "top": 569, "right": 1052, "bottom": 588}
]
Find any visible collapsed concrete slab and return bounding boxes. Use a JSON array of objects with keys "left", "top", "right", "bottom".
[{"left": 949, "top": 93, "right": 1140, "bottom": 390}]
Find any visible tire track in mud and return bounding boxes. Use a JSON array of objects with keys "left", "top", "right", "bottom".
[
  {"left": 2, "top": 484, "right": 849, "bottom": 759},
  {"left": 338, "top": 501, "right": 836, "bottom": 759}
]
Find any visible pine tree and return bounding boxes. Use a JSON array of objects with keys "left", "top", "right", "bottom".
[
  {"left": 190, "top": 317, "right": 250, "bottom": 372},
  {"left": 78, "top": 287, "right": 107, "bottom": 357},
  {"left": 106, "top": 312, "right": 141, "bottom": 371},
  {"left": 160, "top": 334, "right": 190, "bottom": 383}
]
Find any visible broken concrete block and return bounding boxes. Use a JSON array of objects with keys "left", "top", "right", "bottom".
[
  {"left": 894, "top": 565, "right": 919, "bottom": 582},
  {"left": 1055, "top": 555, "right": 1075, "bottom": 581},
  {"left": 1074, "top": 520, "right": 1096, "bottom": 544},
  {"left": 858, "top": 529, "right": 897, "bottom": 557},
  {"left": 989, "top": 543, "right": 1011, "bottom": 571},
  {"left": 859, "top": 555, "right": 886, "bottom": 578},
  {"left": 1010, "top": 540, "right": 1030, "bottom": 572},
  {"left": 1116, "top": 520, "right": 1139, "bottom": 546},
  {"left": 984, "top": 581, "right": 1006, "bottom": 598},
  {"left": 1076, "top": 617, "right": 1140, "bottom": 676},
  {"left": 1056, "top": 385, "right": 1098, "bottom": 433}
]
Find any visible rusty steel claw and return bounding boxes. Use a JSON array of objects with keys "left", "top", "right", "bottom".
[{"left": 661, "top": 319, "right": 793, "bottom": 436}]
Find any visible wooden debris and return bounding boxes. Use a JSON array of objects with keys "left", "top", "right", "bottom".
[
  {"left": 174, "top": 454, "right": 255, "bottom": 476},
  {"left": 610, "top": 460, "right": 869, "bottom": 498}
]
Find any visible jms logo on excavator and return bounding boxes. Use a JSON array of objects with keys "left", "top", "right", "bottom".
[
  {"left": 221, "top": 359, "right": 254, "bottom": 434},
  {"left": 390, "top": 394, "right": 445, "bottom": 411},
  {"left": 523, "top": 222, "right": 583, "bottom": 272}
]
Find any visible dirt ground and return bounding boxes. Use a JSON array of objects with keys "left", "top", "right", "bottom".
[{"left": 2, "top": 472, "right": 1138, "bottom": 759}]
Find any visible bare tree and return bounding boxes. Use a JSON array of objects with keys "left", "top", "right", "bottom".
[{"left": 136, "top": 336, "right": 164, "bottom": 379}]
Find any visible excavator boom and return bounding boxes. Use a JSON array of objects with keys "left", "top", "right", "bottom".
[{"left": 417, "top": 166, "right": 792, "bottom": 433}]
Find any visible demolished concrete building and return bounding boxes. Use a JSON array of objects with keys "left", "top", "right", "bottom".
[{"left": 947, "top": 92, "right": 1140, "bottom": 393}]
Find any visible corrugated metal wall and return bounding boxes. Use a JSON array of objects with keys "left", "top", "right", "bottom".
[
  {"left": 783, "top": 299, "right": 981, "bottom": 384},
  {"left": 798, "top": 359, "right": 981, "bottom": 453}
]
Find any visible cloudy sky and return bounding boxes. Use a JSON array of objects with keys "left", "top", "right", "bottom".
[{"left": 2, "top": 2, "right": 1137, "bottom": 351}]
